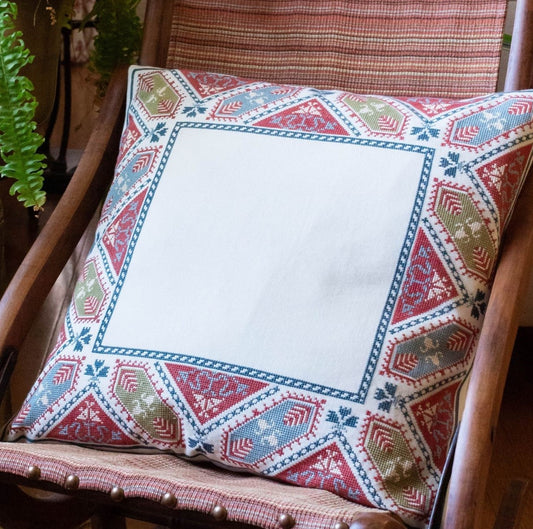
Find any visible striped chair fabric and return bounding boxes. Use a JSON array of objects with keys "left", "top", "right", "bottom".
[
  {"left": 166, "top": 0, "right": 509, "bottom": 98},
  {"left": 0, "top": 442, "right": 381, "bottom": 529}
]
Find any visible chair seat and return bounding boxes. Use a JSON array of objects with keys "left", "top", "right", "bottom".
[{"left": 0, "top": 441, "right": 400, "bottom": 529}]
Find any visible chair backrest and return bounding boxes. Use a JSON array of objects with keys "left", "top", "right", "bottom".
[{"left": 144, "top": 0, "right": 509, "bottom": 98}]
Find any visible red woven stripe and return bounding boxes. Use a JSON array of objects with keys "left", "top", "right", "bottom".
[{"left": 166, "top": 0, "right": 507, "bottom": 98}]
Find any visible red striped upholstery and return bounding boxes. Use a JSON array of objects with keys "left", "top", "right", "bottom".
[
  {"left": 166, "top": 0, "right": 508, "bottom": 98},
  {"left": 0, "top": 442, "right": 383, "bottom": 529}
]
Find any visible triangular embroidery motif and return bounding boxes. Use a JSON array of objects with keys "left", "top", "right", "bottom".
[
  {"left": 254, "top": 99, "right": 349, "bottom": 135},
  {"left": 392, "top": 229, "right": 459, "bottom": 325},
  {"left": 277, "top": 443, "right": 372, "bottom": 507},
  {"left": 117, "top": 114, "right": 142, "bottom": 166},
  {"left": 403, "top": 97, "right": 477, "bottom": 119},
  {"left": 46, "top": 393, "right": 138, "bottom": 446},
  {"left": 102, "top": 189, "right": 148, "bottom": 275},
  {"left": 165, "top": 364, "right": 269, "bottom": 425},
  {"left": 475, "top": 143, "right": 533, "bottom": 230},
  {"left": 182, "top": 70, "right": 253, "bottom": 98},
  {"left": 409, "top": 381, "right": 462, "bottom": 468}
]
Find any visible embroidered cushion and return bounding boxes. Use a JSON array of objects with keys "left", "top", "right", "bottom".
[{"left": 7, "top": 67, "right": 533, "bottom": 528}]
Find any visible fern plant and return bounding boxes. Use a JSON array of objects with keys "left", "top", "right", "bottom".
[
  {"left": 85, "top": 0, "right": 142, "bottom": 99},
  {"left": 0, "top": 0, "right": 46, "bottom": 209}
]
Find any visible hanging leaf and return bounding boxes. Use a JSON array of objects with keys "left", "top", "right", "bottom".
[
  {"left": 0, "top": 0, "right": 46, "bottom": 209},
  {"left": 83, "top": 0, "right": 143, "bottom": 99}
]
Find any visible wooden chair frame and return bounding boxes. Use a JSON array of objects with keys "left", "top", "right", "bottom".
[{"left": 1, "top": 1, "right": 533, "bottom": 528}]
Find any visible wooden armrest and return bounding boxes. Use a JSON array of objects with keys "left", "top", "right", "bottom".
[
  {"left": 443, "top": 170, "right": 533, "bottom": 529},
  {"left": 0, "top": 66, "right": 128, "bottom": 356},
  {"left": 443, "top": 1, "right": 533, "bottom": 526}
]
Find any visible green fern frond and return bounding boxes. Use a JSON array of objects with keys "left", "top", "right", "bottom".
[
  {"left": 0, "top": 0, "right": 46, "bottom": 209},
  {"left": 85, "top": 0, "right": 142, "bottom": 99}
]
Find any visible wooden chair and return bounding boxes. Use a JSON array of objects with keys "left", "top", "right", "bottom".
[{"left": 1, "top": 1, "right": 532, "bottom": 528}]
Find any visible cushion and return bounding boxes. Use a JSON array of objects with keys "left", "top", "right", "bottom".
[{"left": 7, "top": 67, "right": 533, "bottom": 528}]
